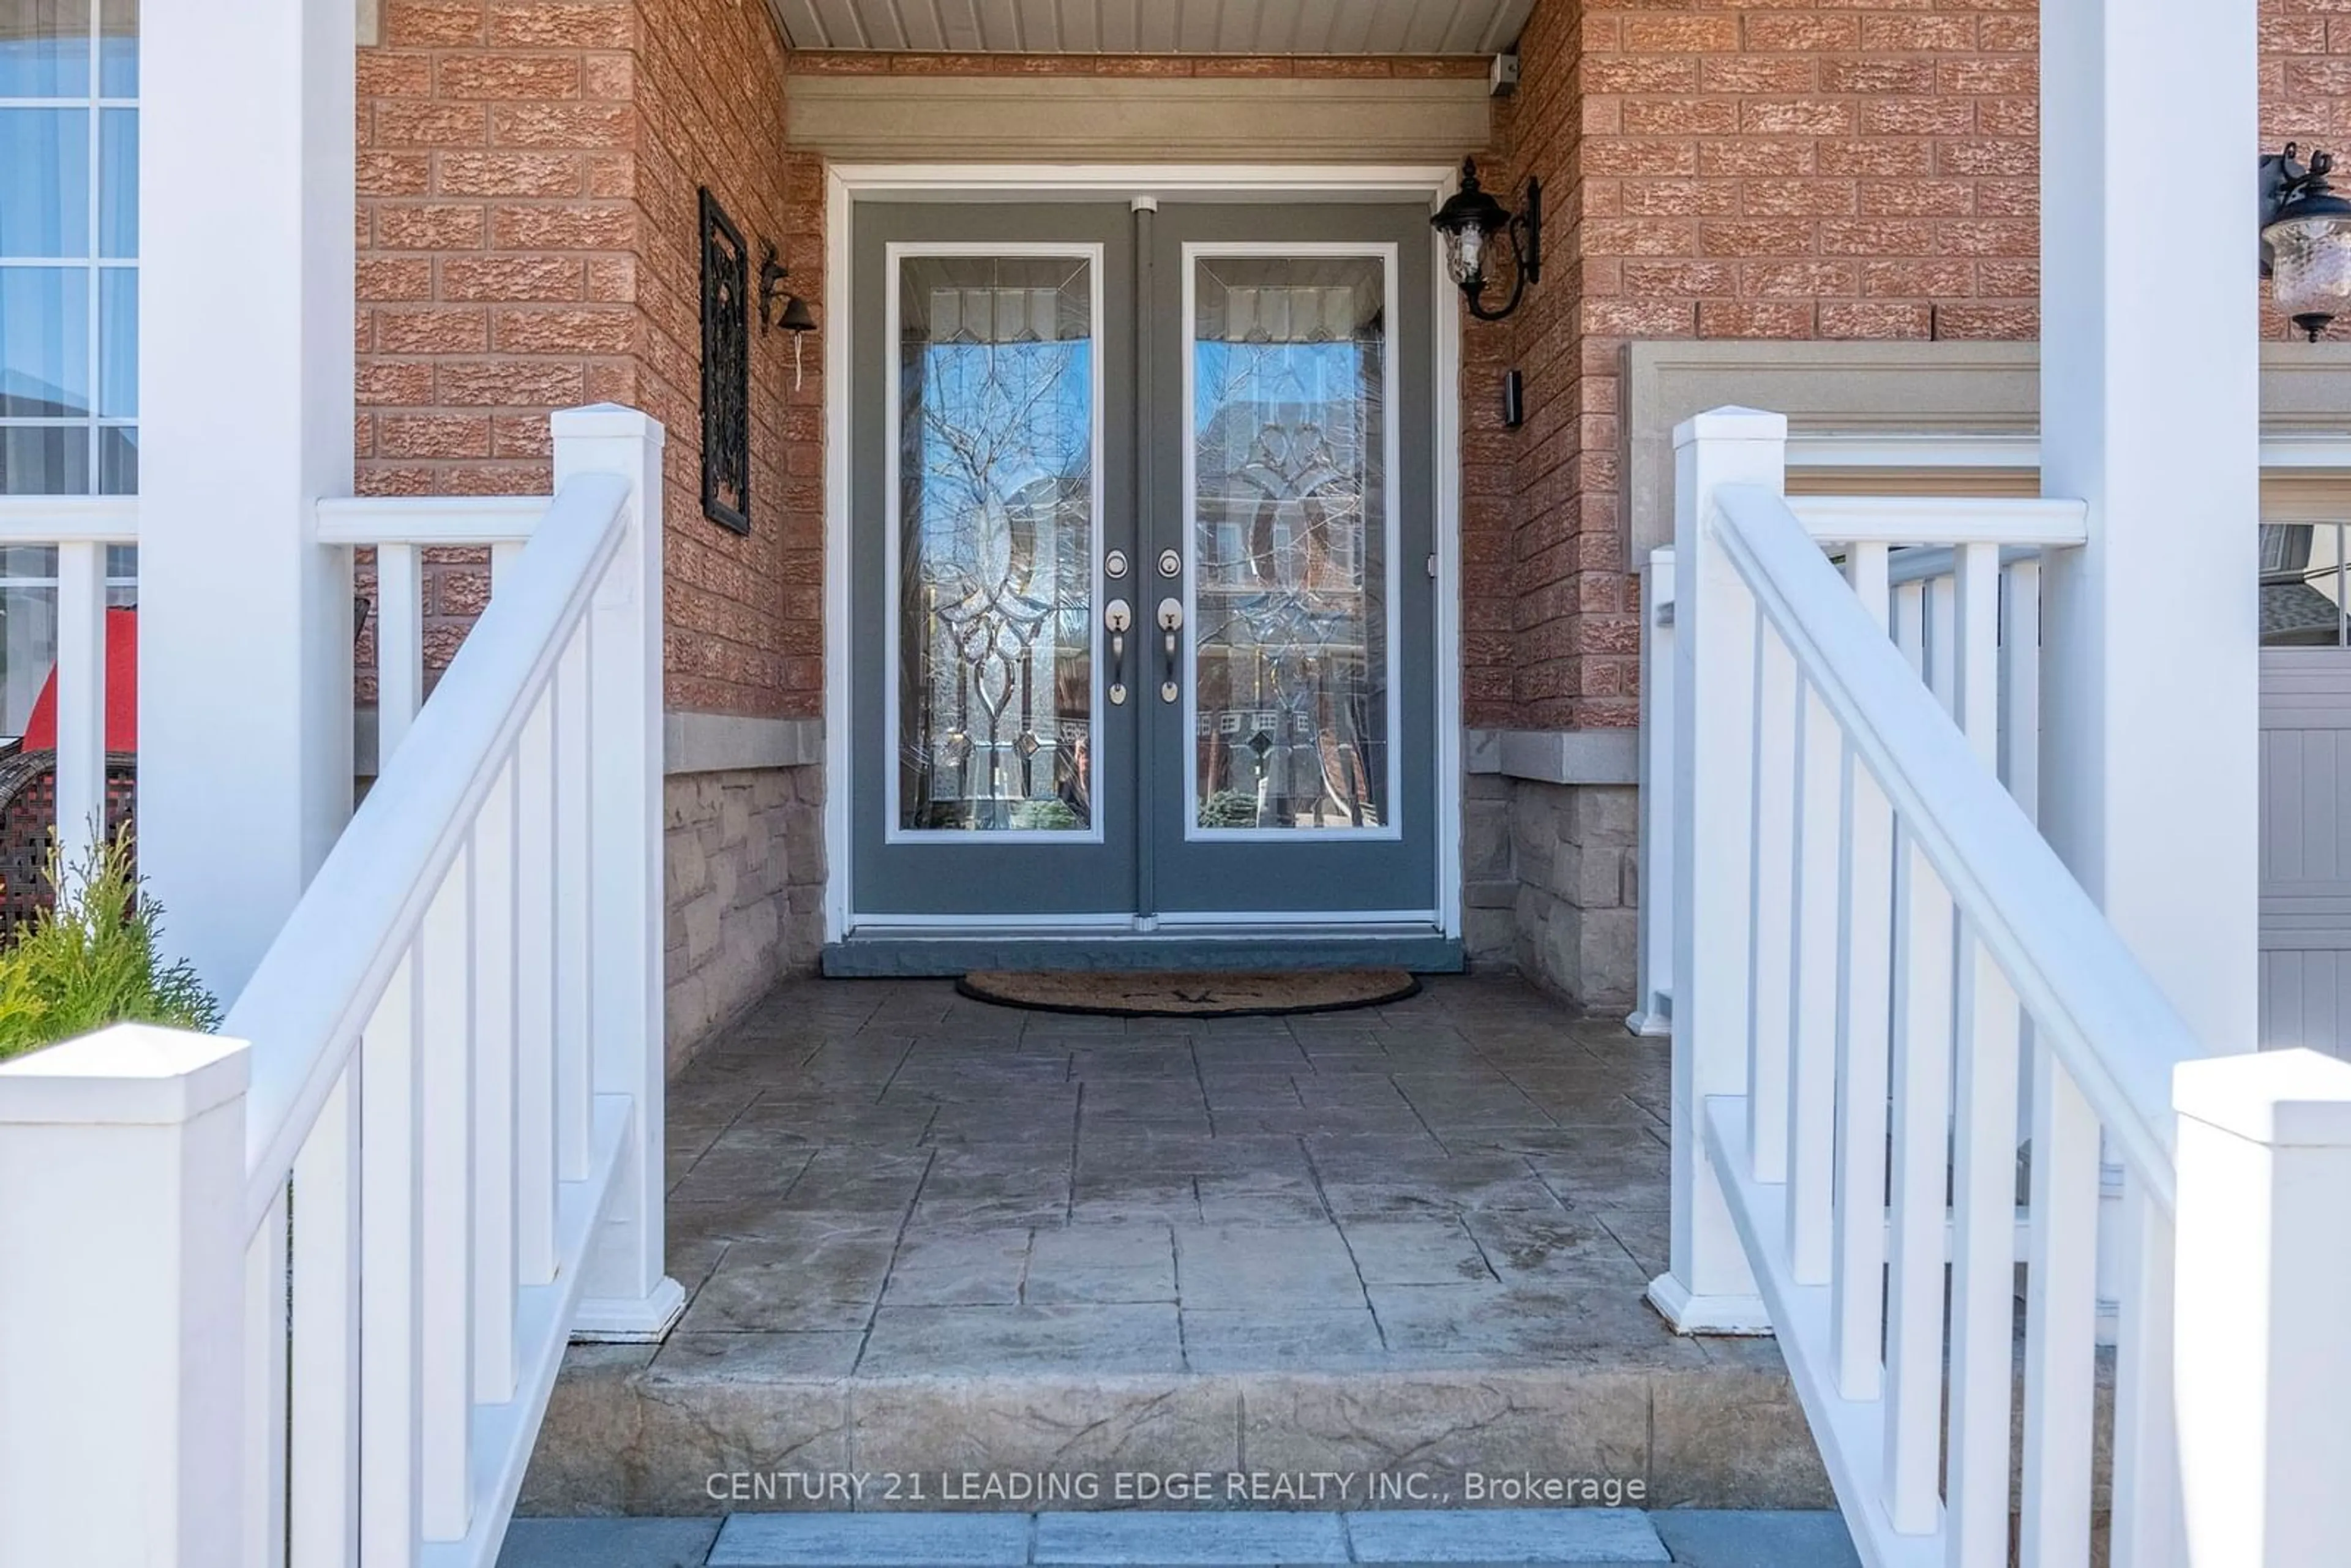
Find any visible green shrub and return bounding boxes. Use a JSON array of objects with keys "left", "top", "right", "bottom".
[
  {"left": 1010, "top": 797, "right": 1082, "bottom": 831},
  {"left": 0, "top": 831, "right": 220, "bottom": 1060},
  {"left": 1198, "top": 789, "right": 1260, "bottom": 828}
]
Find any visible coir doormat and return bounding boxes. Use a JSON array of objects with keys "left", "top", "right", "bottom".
[{"left": 957, "top": 967, "right": 1420, "bottom": 1019}]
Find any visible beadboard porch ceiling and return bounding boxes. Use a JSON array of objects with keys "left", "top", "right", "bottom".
[{"left": 769, "top": 0, "right": 1534, "bottom": 55}]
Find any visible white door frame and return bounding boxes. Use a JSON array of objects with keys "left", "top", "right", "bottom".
[{"left": 821, "top": 162, "right": 1467, "bottom": 944}]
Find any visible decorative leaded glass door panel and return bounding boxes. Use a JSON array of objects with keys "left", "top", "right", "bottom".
[
  {"left": 1147, "top": 207, "right": 1438, "bottom": 918},
  {"left": 848, "top": 200, "right": 1435, "bottom": 926},
  {"left": 850, "top": 206, "right": 1139, "bottom": 917}
]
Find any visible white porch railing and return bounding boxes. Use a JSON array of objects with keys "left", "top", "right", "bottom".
[
  {"left": 0, "top": 498, "right": 140, "bottom": 873},
  {"left": 0, "top": 405, "right": 678, "bottom": 1567},
  {"left": 1648, "top": 407, "right": 2351, "bottom": 1565}
]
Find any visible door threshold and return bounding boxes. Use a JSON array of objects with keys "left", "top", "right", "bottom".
[{"left": 821, "top": 926, "right": 1466, "bottom": 978}]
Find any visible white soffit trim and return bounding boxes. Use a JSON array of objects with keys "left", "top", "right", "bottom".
[{"left": 771, "top": 0, "right": 1533, "bottom": 54}]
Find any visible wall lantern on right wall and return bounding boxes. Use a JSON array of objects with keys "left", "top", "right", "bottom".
[
  {"left": 1430, "top": 156, "right": 1542, "bottom": 323},
  {"left": 2261, "top": 143, "right": 2351, "bottom": 341}
]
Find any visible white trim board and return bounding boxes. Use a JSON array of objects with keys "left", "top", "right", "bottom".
[
  {"left": 785, "top": 75, "right": 1494, "bottom": 165},
  {"left": 664, "top": 713, "right": 823, "bottom": 775},
  {"left": 1623, "top": 339, "right": 2351, "bottom": 566},
  {"left": 1466, "top": 728, "right": 1640, "bottom": 787},
  {"left": 821, "top": 162, "right": 1466, "bottom": 944}
]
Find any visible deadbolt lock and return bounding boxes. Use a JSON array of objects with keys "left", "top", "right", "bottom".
[{"left": 1158, "top": 549, "right": 1182, "bottom": 579}]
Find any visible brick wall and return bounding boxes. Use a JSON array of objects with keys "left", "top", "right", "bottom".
[
  {"left": 357, "top": 0, "right": 819, "bottom": 718},
  {"left": 1495, "top": 0, "right": 2351, "bottom": 734}
]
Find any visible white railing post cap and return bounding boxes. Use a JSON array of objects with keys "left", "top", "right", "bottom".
[
  {"left": 1673, "top": 406, "right": 1790, "bottom": 449},
  {"left": 2173, "top": 1047, "right": 2351, "bottom": 1148},
  {"left": 550, "top": 403, "right": 667, "bottom": 448},
  {"left": 0, "top": 1024, "right": 250, "bottom": 1126}
]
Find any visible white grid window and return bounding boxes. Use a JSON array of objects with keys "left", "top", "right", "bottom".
[{"left": 0, "top": 0, "right": 137, "bottom": 497}]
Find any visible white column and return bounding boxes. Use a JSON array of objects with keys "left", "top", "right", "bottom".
[
  {"left": 140, "top": 0, "right": 356, "bottom": 999},
  {"left": 2172, "top": 1048, "right": 2351, "bottom": 1562},
  {"left": 2038, "top": 0, "right": 2260, "bottom": 1049},
  {"left": 556, "top": 405, "right": 684, "bottom": 1340},
  {"left": 1648, "top": 406, "right": 1783, "bottom": 1336},
  {"left": 0, "top": 1026, "right": 252, "bottom": 1566}
]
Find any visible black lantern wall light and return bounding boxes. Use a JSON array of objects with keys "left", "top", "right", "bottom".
[
  {"left": 2261, "top": 143, "right": 2351, "bottom": 342},
  {"left": 1431, "top": 156, "right": 1543, "bottom": 323}
]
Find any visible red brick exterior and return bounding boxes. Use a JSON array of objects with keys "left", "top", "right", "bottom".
[
  {"left": 357, "top": 0, "right": 818, "bottom": 718},
  {"left": 1485, "top": 0, "right": 2351, "bottom": 732},
  {"left": 357, "top": 7, "right": 2342, "bottom": 738}
]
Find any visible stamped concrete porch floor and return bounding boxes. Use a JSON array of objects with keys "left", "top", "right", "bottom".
[{"left": 521, "top": 977, "right": 1828, "bottom": 1517}]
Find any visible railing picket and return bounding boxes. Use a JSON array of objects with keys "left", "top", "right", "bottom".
[
  {"left": 1925, "top": 572, "right": 1957, "bottom": 715},
  {"left": 1945, "top": 541, "right": 2020, "bottom": 1565},
  {"left": 1831, "top": 542, "right": 1893, "bottom": 1401},
  {"left": 553, "top": 626, "right": 595, "bottom": 1184},
  {"left": 245, "top": 1187, "right": 291, "bottom": 1568},
  {"left": 1999, "top": 559, "right": 2041, "bottom": 819},
  {"left": 1948, "top": 941, "right": 2022, "bottom": 1564},
  {"left": 2110, "top": 1179, "right": 2183, "bottom": 1568},
  {"left": 1882, "top": 836, "right": 1955, "bottom": 1533},
  {"left": 1892, "top": 575, "right": 1925, "bottom": 677},
  {"left": 358, "top": 956, "right": 423, "bottom": 1567},
  {"left": 289, "top": 1068, "right": 361, "bottom": 1568},
  {"left": 514, "top": 688, "right": 560, "bottom": 1285},
  {"left": 377, "top": 542, "right": 424, "bottom": 767},
  {"left": 418, "top": 857, "right": 477, "bottom": 1543},
  {"left": 53, "top": 537, "right": 107, "bottom": 869},
  {"left": 1785, "top": 675, "right": 1840, "bottom": 1286},
  {"left": 2020, "top": 1047, "right": 2102, "bottom": 1567},
  {"left": 1748, "top": 623, "right": 1798, "bottom": 1184},
  {"left": 473, "top": 765, "right": 522, "bottom": 1403}
]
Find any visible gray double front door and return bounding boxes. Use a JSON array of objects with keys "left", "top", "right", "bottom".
[{"left": 849, "top": 198, "right": 1439, "bottom": 927}]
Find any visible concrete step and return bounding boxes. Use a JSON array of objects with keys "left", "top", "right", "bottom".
[
  {"left": 498, "top": 1508, "right": 1863, "bottom": 1567},
  {"left": 519, "top": 1343, "right": 1831, "bottom": 1518}
]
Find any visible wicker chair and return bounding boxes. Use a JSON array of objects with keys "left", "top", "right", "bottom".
[{"left": 0, "top": 745, "right": 137, "bottom": 936}]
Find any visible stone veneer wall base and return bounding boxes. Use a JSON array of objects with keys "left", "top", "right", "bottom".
[
  {"left": 1466, "top": 729, "right": 1643, "bottom": 1011},
  {"left": 664, "top": 765, "right": 825, "bottom": 1074}
]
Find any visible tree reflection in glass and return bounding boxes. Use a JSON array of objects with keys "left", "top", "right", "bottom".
[
  {"left": 1191, "top": 256, "right": 1389, "bottom": 833},
  {"left": 897, "top": 257, "right": 1095, "bottom": 833}
]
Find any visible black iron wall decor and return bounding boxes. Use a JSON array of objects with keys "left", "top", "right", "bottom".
[{"left": 699, "top": 187, "right": 752, "bottom": 535}]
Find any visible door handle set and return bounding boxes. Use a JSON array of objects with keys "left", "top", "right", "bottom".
[
  {"left": 1157, "top": 598, "right": 1183, "bottom": 703},
  {"left": 1103, "top": 591, "right": 1182, "bottom": 707},
  {"left": 1105, "top": 599, "right": 1131, "bottom": 706}
]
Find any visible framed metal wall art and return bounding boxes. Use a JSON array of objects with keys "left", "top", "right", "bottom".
[{"left": 699, "top": 187, "right": 752, "bottom": 534}]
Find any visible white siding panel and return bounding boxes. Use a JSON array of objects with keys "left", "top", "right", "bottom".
[
  {"left": 2260, "top": 651, "right": 2351, "bottom": 1059},
  {"left": 771, "top": 0, "right": 1537, "bottom": 53}
]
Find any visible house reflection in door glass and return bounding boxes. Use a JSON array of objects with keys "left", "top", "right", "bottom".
[
  {"left": 896, "top": 256, "right": 1095, "bottom": 832},
  {"left": 1191, "top": 255, "right": 1390, "bottom": 833},
  {"left": 2260, "top": 522, "right": 2351, "bottom": 648}
]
